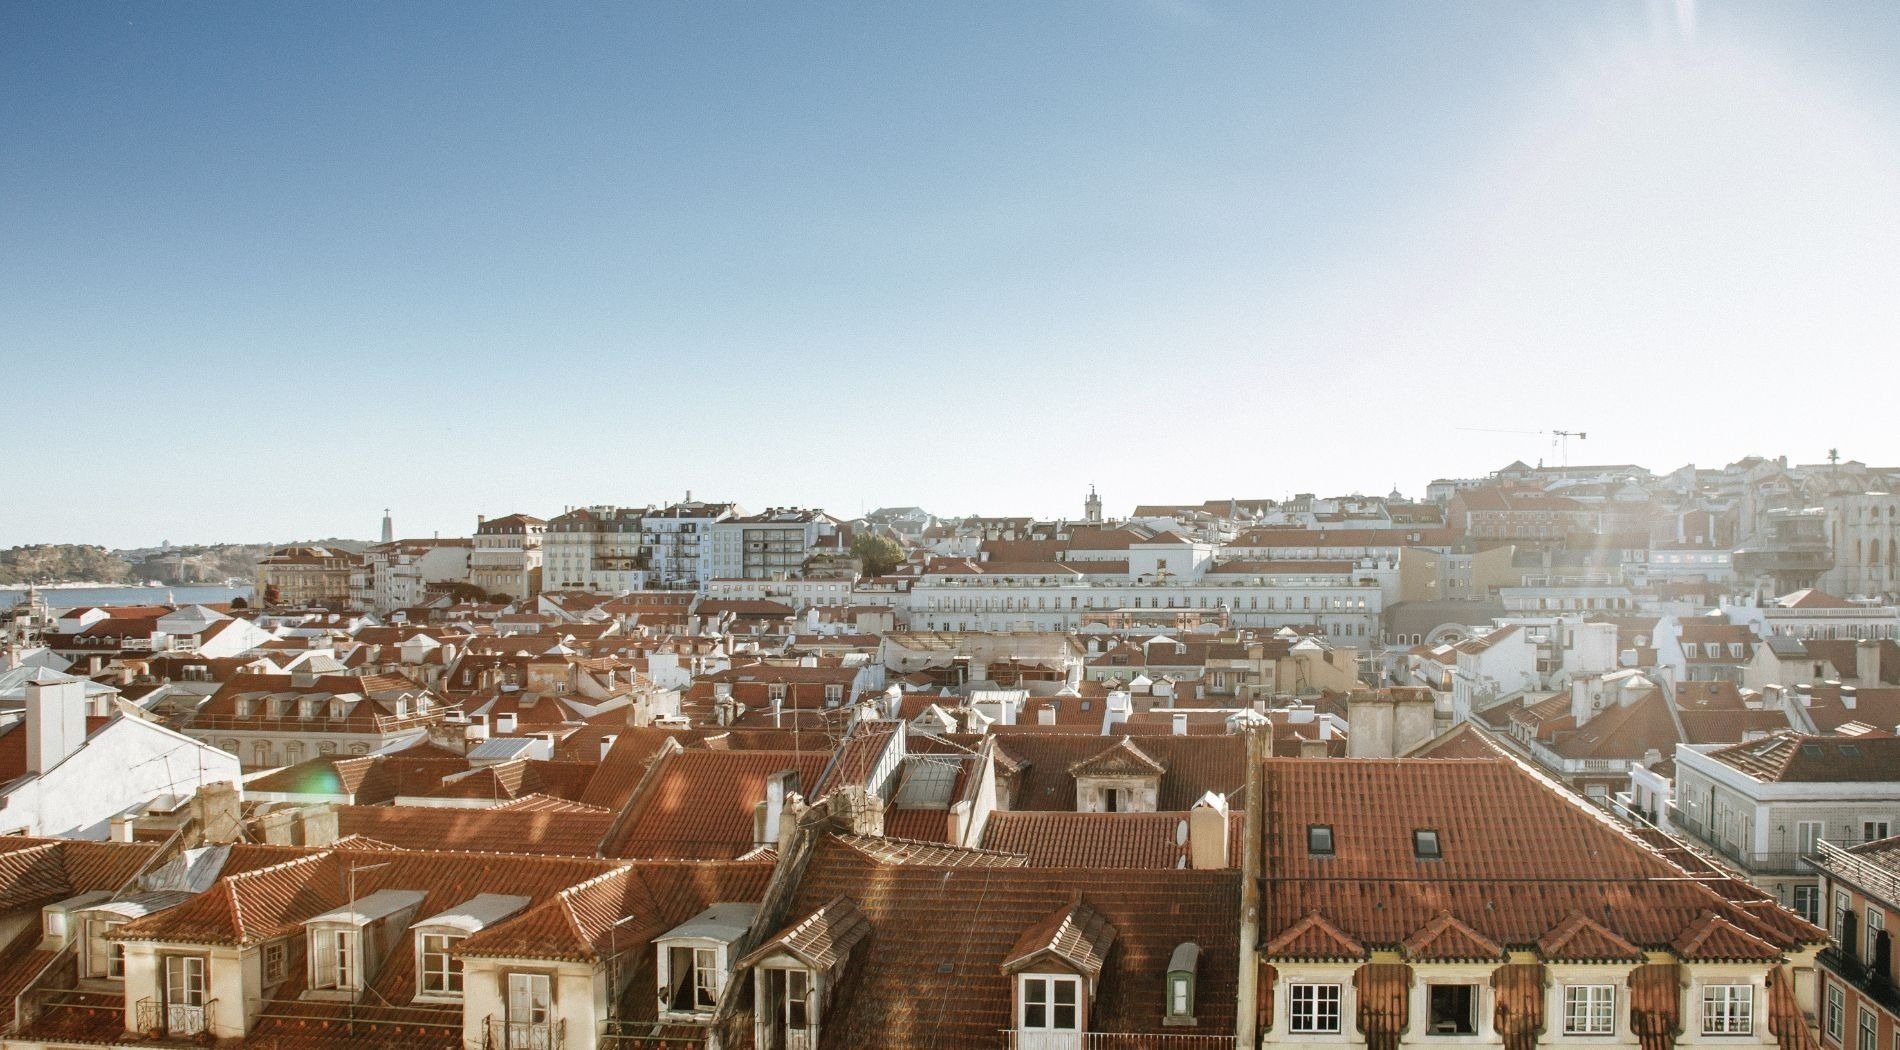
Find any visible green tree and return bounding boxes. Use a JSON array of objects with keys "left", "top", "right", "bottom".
[{"left": 850, "top": 532, "right": 905, "bottom": 577}]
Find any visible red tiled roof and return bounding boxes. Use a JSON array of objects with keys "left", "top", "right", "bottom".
[
  {"left": 606, "top": 750, "right": 832, "bottom": 860},
  {"left": 761, "top": 833, "right": 1239, "bottom": 1047},
  {"left": 994, "top": 732, "right": 1246, "bottom": 811},
  {"left": 333, "top": 805, "right": 612, "bottom": 855},
  {"left": 981, "top": 810, "right": 1243, "bottom": 869},
  {"left": 1261, "top": 757, "right": 1815, "bottom": 959}
]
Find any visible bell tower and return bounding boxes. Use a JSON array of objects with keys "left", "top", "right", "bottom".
[{"left": 1084, "top": 485, "right": 1103, "bottom": 524}]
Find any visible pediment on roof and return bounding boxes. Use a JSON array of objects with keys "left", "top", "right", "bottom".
[
  {"left": 1001, "top": 896, "right": 1117, "bottom": 981},
  {"left": 1537, "top": 912, "right": 1644, "bottom": 962},
  {"left": 737, "top": 896, "right": 871, "bottom": 976},
  {"left": 1264, "top": 910, "right": 1367, "bottom": 961},
  {"left": 1401, "top": 911, "right": 1504, "bottom": 962},
  {"left": 1066, "top": 737, "right": 1165, "bottom": 779},
  {"left": 1671, "top": 911, "right": 1781, "bottom": 962}
]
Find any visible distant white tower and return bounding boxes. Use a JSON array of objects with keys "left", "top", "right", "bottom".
[
  {"left": 1084, "top": 485, "right": 1102, "bottom": 524},
  {"left": 381, "top": 508, "right": 394, "bottom": 544}
]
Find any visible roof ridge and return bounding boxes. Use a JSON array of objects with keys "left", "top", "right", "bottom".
[{"left": 554, "top": 864, "right": 635, "bottom": 957}]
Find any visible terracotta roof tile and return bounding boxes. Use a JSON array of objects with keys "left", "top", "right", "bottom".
[
  {"left": 331, "top": 805, "right": 612, "bottom": 856},
  {"left": 606, "top": 749, "right": 832, "bottom": 860}
]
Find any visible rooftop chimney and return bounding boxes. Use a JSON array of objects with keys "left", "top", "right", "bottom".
[
  {"left": 495, "top": 711, "right": 518, "bottom": 734},
  {"left": 25, "top": 680, "right": 86, "bottom": 775},
  {"left": 1189, "top": 793, "right": 1230, "bottom": 869},
  {"left": 599, "top": 734, "right": 618, "bottom": 762},
  {"left": 1172, "top": 712, "right": 1189, "bottom": 736}
]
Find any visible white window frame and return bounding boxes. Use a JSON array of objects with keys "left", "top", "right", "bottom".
[
  {"left": 1859, "top": 1006, "right": 1878, "bottom": 1050},
  {"left": 415, "top": 929, "right": 465, "bottom": 1000},
  {"left": 1018, "top": 973, "right": 1083, "bottom": 1033},
  {"left": 1289, "top": 981, "right": 1344, "bottom": 1034},
  {"left": 1563, "top": 984, "right": 1616, "bottom": 1036},
  {"left": 658, "top": 939, "right": 726, "bottom": 1015},
  {"left": 83, "top": 915, "right": 125, "bottom": 979},
  {"left": 505, "top": 971, "right": 554, "bottom": 1050},
  {"left": 1868, "top": 909, "right": 1885, "bottom": 968},
  {"left": 261, "top": 939, "right": 288, "bottom": 984},
  {"left": 308, "top": 923, "right": 363, "bottom": 992},
  {"left": 1701, "top": 983, "right": 1754, "bottom": 1035},
  {"left": 1825, "top": 981, "right": 1845, "bottom": 1044}
]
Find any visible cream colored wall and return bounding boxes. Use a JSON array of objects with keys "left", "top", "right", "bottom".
[{"left": 461, "top": 957, "right": 602, "bottom": 1048}]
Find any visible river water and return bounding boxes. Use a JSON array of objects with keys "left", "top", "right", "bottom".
[{"left": 0, "top": 585, "right": 254, "bottom": 609}]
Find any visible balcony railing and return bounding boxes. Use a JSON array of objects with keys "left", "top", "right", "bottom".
[
  {"left": 1668, "top": 817, "right": 1886, "bottom": 876},
  {"left": 488, "top": 1016, "right": 565, "bottom": 1050},
  {"left": 1810, "top": 840, "right": 1900, "bottom": 905},
  {"left": 1000, "top": 1033, "right": 1238, "bottom": 1050},
  {"left": 1817, "top": 947, "right": 1900, "bottom": 1016},
  {"left": 135, "top": 996, "right": 215, "bottom": 1038}
]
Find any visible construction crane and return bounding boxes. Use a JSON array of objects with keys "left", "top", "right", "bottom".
[{"left": 1455, "top": 426, "right": 1589, "bottom": 466}]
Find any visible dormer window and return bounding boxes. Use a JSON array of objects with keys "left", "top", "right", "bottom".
[
  {"left": 769, "top": 683, "right": 788, "bottom": 701},
  {"left": 1165, "top": 942, "right": 1200, "bottom": 1026},
  {"left": 1414, "top": 828, "right": 1442, "bottom": 860},
  {"left": 405, "top": 895, "right": 529, "bottom": 1003},
  {"left": 656, "top": 902, "right": 755, "bottom": 1020},
  {"left": 85, "top": 915, "right": 126, "bottom": 979},
  {"left": 1308, "top": 825, "right": 1335, "bottom": 858},
  {"left": 303, "top": 889, "right": 426, "bottom": 1000}
]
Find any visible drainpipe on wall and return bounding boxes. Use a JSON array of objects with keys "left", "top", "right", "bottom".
[{"left": 1235, "top": 723, "right": 1265, "bottom": 1046}]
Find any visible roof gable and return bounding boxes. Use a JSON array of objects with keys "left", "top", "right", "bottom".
[
  {"left": 1263, "top": 910, "right": 1368, "bottom": 961},
  {"left": 1001, "top": 896, "right": 1118, "bottom": 980},
  {"left": 1066, "top": 737, "right": 1166, "bottom": 779},
  {"left": 1402, "top": 910, "right": 1505, "bottom": 962},
  {"left": 1672, "top": 911, "right": 1782, "bottom": 962},
  {"left": 1537, "top": 912, "right": 1644, "bottom": 962}
]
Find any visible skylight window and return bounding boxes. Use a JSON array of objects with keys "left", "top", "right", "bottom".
[
  {"left": 1413, "top": 829, "right": 1442, "bottom": 860},
  {"left": 1839, "top": 744, "right": 1860, "bottom": 758},
  {"left": 1307, "top": 825, "right": 1334, "bottom": 857}
]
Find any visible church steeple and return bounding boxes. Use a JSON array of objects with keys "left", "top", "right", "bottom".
[{"left": 1084, "top": 485, "right": 1102, "bottom": 524}]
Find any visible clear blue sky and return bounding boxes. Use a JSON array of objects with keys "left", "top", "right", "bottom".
[{"left": 5, "top": 1, "right": 1899, "bottom": 547}]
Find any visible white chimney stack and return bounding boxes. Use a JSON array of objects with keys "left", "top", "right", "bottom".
[
  {"left": 25, "top": 680, "right": 87, "bottom": 775},
  {"left": 1172, "top": 712, "right": 1188, "bottom": 736},
  {"left": 496, "top": 711, "right": 518, "bottom": 734},
  {"left": 599, "top": 734, "right": 618, "bottom": 761}
]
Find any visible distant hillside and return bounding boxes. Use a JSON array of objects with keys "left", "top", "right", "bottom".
[
  {"left": 2, "top": 539, "right": 370, "bottom": 586},
  {"left": 0, "top": 545, "right": 132, "bottom": 586}
]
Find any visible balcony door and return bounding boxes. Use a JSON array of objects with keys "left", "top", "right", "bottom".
[
  {"left": 506, "top": 972, "right": 553, "bottom": 1050},
  {"left": 163, "top": 955, "right": 207, "bottom": 1036},
  {"left": 761, "top": 967, "right": 814, "bottom": 1050},
  {"left": 1018, "top": 974, "right": 1083, "bottom": 1050}
]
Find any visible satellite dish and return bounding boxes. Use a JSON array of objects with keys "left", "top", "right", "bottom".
[{"left": 1175, "top": 820, "right": 1189, "bottom": 846}]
